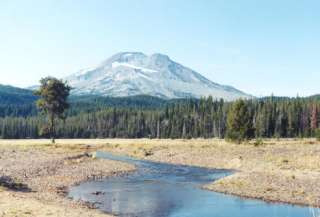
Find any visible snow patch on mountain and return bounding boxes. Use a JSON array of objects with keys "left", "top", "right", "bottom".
[{"left": 112, "top": 62, "right": 158, "bottom": 73}]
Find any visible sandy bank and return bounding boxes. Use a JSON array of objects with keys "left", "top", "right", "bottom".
[{"left": 0, "top": 142, "right": 135, "bottom": 217}]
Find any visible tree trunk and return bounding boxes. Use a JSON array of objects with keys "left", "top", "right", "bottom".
[
  {"left": 156, "top": 119, "right": 160, "bottom": 139},
  {"left": 50, "top": 113, "right": 55, "bottom": 144}
]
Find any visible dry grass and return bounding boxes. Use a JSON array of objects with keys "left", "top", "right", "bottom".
[
  {"left": 0, "top": 140, "right": 135, "bottom": 217},
  {"left": 2, "top": 138, "right": 320, "bottom": 172},
  {"left": 1, "top": 138, "right": 320, "bottom": 208}
]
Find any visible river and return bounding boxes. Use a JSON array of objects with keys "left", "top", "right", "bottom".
[{"left": 69, "top": 152, "right": 315, "bottom": 217}]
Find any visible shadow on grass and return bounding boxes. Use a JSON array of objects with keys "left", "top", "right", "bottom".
[{"left": 0, "top": 176, "right": 31, "bottom": 192}]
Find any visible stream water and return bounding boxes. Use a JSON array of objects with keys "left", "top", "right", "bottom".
[{"left": 69, "top": 152, "right": 315, "bottom": 217}]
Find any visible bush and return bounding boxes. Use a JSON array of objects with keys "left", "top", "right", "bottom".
[
  {"left": 315, "top": 128, "right": 320, "bottom": 141},
  {"left": 226, "top": 131, "right": 242, "bottom": 144},
  {"left": 254, "top": 138, "right": 264, "bottom": 147}
]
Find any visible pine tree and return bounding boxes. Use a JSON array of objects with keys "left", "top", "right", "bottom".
[
  {"left": 34, "top": 77, "right": 71, "bottom": 143},
  {"left": 226, "top": 99, "right": 253, "bottom": 143}
]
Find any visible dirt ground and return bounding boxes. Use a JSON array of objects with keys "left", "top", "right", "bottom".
[
  {"left": 0, "top": 190, "right": 109, "bottom": 217},
  {"left": 0, "top": 138, "right": 319, "bottom": 216},
  {"left": 0, "top": 142, "right": 135, "bottom": 217}
]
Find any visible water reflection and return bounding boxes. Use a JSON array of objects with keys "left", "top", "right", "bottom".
[{"left": 69, "top": 152, "right": 313, "bottom": 217}]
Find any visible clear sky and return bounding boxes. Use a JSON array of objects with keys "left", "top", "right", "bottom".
[{"left": 0, "top": 0, "right": 319, "bottom": 97}]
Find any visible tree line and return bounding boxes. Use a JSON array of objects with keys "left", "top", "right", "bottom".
[{"left": 0, "top": 96, "right": 319, "bottom": 139}]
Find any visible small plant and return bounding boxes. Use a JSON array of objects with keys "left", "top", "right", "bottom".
[
  {"left": 282, "top": 159, "right": 289, "bottom": 164},
  {"left": 254, "top": 138, "right": 264, "bottom": 147},
  {"left": 143, "top": 149, "right": 153, "bottom": 157}
]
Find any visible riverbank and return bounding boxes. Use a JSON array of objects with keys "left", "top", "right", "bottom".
[
  {"left": 97, "top": 138, "right": 320, "bottom": 207},
  {"left": 0, "top": 138, "right": 319, "bottom": 215},
  {"left": 0, "top": 142, "right": 135, "bottom": 217}
]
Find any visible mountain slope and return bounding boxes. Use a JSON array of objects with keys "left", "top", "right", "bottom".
[
  {"left": 0, "top": 85, "right": 38, "bottom": 117},
  {"left": 0, "top": 84, "right": 37, "bottom": 105},
  {"left": 66, "top": 52, "right": 251, "bottom": 100}
]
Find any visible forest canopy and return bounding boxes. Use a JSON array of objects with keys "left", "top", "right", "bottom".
[{"left": 0, "top": 92, "right": 319, "bottom": 139}]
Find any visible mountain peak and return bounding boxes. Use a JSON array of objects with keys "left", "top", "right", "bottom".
[
  {"left": 150, "top": 53, "right": 170, "bottom": 60},
  {"left": 99, "top": 52, "right": 146, "bottom": 66},
  {"left": 65, "top": 52, "right": 251, "bottom": 100},
  {"left": 115, "top": 51, "right": 146, "bottom": 58}
]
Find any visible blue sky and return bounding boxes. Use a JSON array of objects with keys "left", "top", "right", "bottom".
[{"left": 0, "top": 0, "right": 319, "bottom": 96}]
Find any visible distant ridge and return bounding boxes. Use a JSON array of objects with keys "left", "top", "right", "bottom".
[{"left": 0, "top": 84, "right": 37, "bottom": 105}]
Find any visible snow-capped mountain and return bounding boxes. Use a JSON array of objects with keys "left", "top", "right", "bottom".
[{"left": 65, "top": 52, "right": 251, "bottom": 100}]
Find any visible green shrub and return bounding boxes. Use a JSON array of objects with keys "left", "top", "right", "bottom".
[
  {"left": 226, "top": 131, "right": 242, "bottom": 144},
  {"left": 254, "top": 138, "right": 264, "bottom": 147},
  {"left": 142, "top": 148, "right": 153, "bottom": 156}
]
